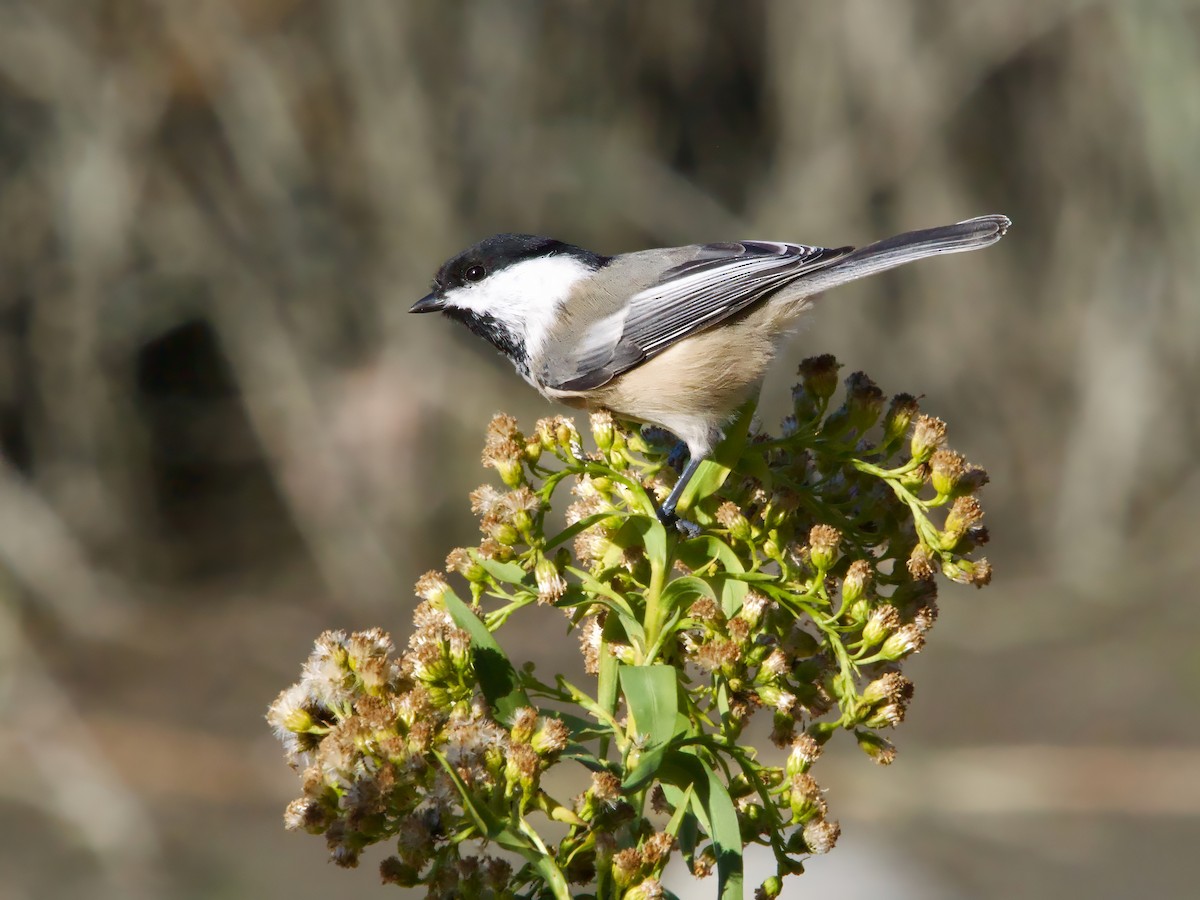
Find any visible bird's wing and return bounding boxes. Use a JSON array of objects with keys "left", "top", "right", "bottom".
[{"left": 542, "top": 240, "right": 851, "bottom": 392}]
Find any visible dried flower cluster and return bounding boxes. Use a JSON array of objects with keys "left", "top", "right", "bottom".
[{"left": 269, "top": 356, "right": 993, "bottom": 900}]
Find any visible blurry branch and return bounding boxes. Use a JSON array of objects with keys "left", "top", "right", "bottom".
[
  {"left": 0, "top": 595, "right": 163, "bottom": 898},
  {"left": 0, "top": 449, "right": 129, "bottom": 636},
  {"left": 1053, "top": 259, "right": 1165, "bottom": 590},
  {"left": 162, "top": 157, "right": 406, "bottom": 607}
]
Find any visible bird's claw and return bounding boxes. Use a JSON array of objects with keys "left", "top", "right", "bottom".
[{"left": 656, "top": 505, "right": 701, "bottom": 537}]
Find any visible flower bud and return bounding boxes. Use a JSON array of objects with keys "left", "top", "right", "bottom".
[
  {"left": 756, "top": 684, "right": 797, "bottom": 714},
  {"left": 556, "top": 419, "right": 579, "bottom": 454},
  {"left": 786, "top": 732, "right": 823, "bottom": 777},
  {"left": 807, "top": 524, "right": 841, "bottom": 571},
  {"left": 716, "top": 501, "right": 752, "bottom": 541},
  {"left": 758, "top": 875, "right": 783, "bottom": 899},
  {"left": 841, "top": 596, "right": 871, "bottom": 628},
  {"left": 798, "top": 354, "right": 840, "bottom": 404},
  {"left": 802, "top": 817, "right": 840, "bottom": 854},
  {"left": 930, "top": 448, "right": 966, "bottom": 497},
  {"left": 841, "top": 560, "right": 872, "bottom": 604},
  {"left": 878, "top": 624, "right": 926, "bottom": 660},
  {"left": 589, "top": 410, "right": 615, "bottom": 452},
  {"left": 624, "top": 878, "right": 664, "bottom": 900},
  {"left": 861, "top": 604, "right": 900, "bottom": 648},
  {"left": 445, "top": 547, "right": 486, "bottom": 583},
  {"left": 510, "top": 706, "right": 538, "bottom": 744},
  {"left": 864, "top": 703, "right": 906, "bottom": 729},
  {"left": 535, "top": 557, "right": 567, "bottom": 604},
  {"left": 612, "top": 848, "right": 642, "bottom": 888},
  {"left": 943, "top": 556, "right": 992, "bottom": 587},
  {"left": 738, "top": 591, "right": 769, "bottom": 628},
  {"left": 862, "top": 671, "right": 913, "bottom": 707},
  {"left": 854, "top": 729, "right": 897, "bottom": 765},
  {"left": 489, "top": 521, "right": 520, "bottom": 545},
  {"left": 881, "top": 393, "right": 920, "bottom": 449},
  {"left": 534, "top": 417, "right": 559, "bottom": 451},
  {"left": 907, "top": 544, "right": 937, "bottom": 580},
  {"left": 523, "top": 438, "right": 543, "bottom": 465},
  {"left": 909, "top": 414, "right": 947, "bottom": 462},
  {"left": 844, "top": 371, "right": 884, "bottom": 433},
  {"left": 532, "top": 717, "right": 570, "bottom": 756},
  {"left": 414, "top": 570, "right": 451, "bottom": 602},
  {"left": 944, "top": 495, "right": 984, "bottom": 541},
  {"left": 787, "top": 771, "right": 826, "bottom": 822}
]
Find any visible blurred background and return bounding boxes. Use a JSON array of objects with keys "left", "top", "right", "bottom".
[{"left": 0, "top": 1, "right": 1197, "bottom": 897}]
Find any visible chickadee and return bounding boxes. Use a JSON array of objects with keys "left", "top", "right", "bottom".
[{"left": 411, "top": 214, "right": 1010, "bottom": 524}]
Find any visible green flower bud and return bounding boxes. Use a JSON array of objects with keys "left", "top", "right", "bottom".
[
  {"left": 841, "top": 596, "right": 871, "bottom": 627},
  {"left": 380, "top": 857, "right": 422, "bottom": 887},
  {"left": 524, "top": 438, "right": 543, "bottom": 465},
  {"left": 535, "top": 557, "right": 567, "bottom": 603},
  {"left": 909, "top": 414, "right": 947, "bottom": 463},
  {"left": 489, "top": 521, "right": 520, "bottom": 545},
  {"left": 590, "top": 410, "right": 616, "bottom": 452},
  {"left": 787, "top": 771, "right": 826, "bottom": 823},
  {"left": 881, "top": 393, "right": 920, "bottom": 449},
  {"left": 446, "top": 547, "right": 486, "bottom": 583},
  {"left": 798, "top": 354, "right": 840, "bottom": 405},
  {"left": 841, "top": 560, "right": 872, "bottom": 605},
  {"left": 860, "top": 604, "right": 900, "bottom": 648},
  {"left": 929, "top": 448, "right": 966, "bottom": 497},
  {"left": 844, "top": 371, "right": 885, "bottom": 433},
  {"left": 942, "top": 556, "right": 992, "bottom": 587},
  {"left": 758, "top": 875, "right": 783, "bottom": 899},
  {"left": 855, "top": 728, "right": 897, "bottom": 765},
  {"left": 862, "top": 671, "right": 913, "bottom": 707},
  {"left": 878, "top": 624, "right": 926, "bottom": 660},
  {"left": 807, "top": 524, "right": 841, "bottom": 571},
  {"left": 716, "top": 501, "right": 751, "bottom": 541},
  {"left": 282, "top": 706, "right": 315, "bottom": 733},
  {"left": 495, "top": 458, "right": 525, "bottom": 487}
]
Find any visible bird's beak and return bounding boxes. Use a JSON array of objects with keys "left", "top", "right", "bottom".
[{"left": 409, "top": 293, "right": 445, "bottom": 313}]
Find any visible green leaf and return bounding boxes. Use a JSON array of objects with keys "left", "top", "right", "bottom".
[
  {"left": 472, "top": 553, "right": 530, "bottom": 586},
  {"left": 678, "top": 534, "right": 750, "bottom": 617},
  {"left": 659, "top": 752, "right": 744, "bottom": 900},
  {"left": 619, "top": 665, "right": 680, "bottom": 790},
  {"left": 629, "top": 514, "right": 669, "bottom": 575},
  {"left": 566, "top": 566, "right": 644, "bottom": 646},
  {"left": 660, "top": 575, "right": 718, "bottom": 616},
  {"left": 661, "top": 783, "right": 702, "bottom": 866},
  {"left": 544, "top": 511, "right": 626, "bottom": 550},
  {"left": 440, "top": 587, "right": 531, "bottom": 724}
]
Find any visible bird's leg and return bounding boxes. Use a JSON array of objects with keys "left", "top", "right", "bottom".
[
  {"left": 658, "top": 454, "right": 705, "bottom": 532},
  {"left": 665, "top": 440, "right": 689, "bottom": 473}
]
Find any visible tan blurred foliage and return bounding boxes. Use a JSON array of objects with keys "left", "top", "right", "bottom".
[{"left": 0, "top": 2, "right": 1197, "bottom": 898}]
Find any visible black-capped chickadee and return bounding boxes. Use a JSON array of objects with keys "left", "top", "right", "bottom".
[{"left": 411, "top": 214, "right": 1010, "bottom": 524}]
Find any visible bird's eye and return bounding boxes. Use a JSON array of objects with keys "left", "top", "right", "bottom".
[{"left": 464, "top": 264, "right": 486, "bottom": 282}]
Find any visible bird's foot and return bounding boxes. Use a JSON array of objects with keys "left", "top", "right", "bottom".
[{"left": 656, "top": 504, "right": 701, "bottom": 537}]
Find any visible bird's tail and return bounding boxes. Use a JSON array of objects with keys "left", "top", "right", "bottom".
[{"left": 793, "top": 214, "right": 1011, "bottom": 295}]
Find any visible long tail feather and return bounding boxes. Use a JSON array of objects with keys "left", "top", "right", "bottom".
[{"left": 794, "top": 214, "right": 1011, "bottom": 295}]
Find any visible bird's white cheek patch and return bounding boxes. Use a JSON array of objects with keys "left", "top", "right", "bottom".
[{"left": 448, "top": 256, "right": 594, "bottom": 359}]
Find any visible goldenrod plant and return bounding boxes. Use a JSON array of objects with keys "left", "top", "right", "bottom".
[{"left": 268, "top": 355, "right": 992, "bottom": 900}]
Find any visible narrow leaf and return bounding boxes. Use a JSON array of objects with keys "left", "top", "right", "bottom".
[{"left": 441, "top": 587, "right": 531, "bottom": 723}]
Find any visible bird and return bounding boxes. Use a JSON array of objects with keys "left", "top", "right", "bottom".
[{"left": 410, "top": 214, "right": 1010, "bottom": 525}]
